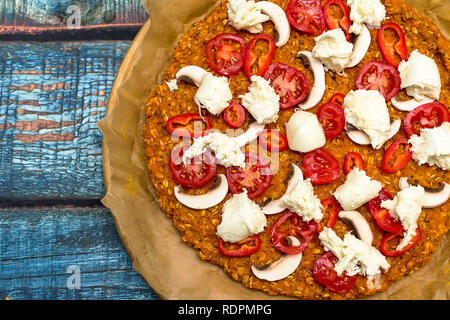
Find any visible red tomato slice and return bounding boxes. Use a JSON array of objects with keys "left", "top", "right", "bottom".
[
  {"left": 169, "top": 145, "right": 217, "bottom": 188},
  {"left": 316, "top": 198, "right": 340, "bottom": 232},
  {"left": 244, "top": 34, "right": 276, "bottom": 78},
  {"left": 313, "top": 251, "right": 357, "bottom": 293},
  {"left": 329, "top": 93, "right": 345, "bottom": 106},
  {"left": 303, "top": 148, "right": 341, "bottom": 185},
  {"left": 205, "top": 33, "right": 247, "bottom": 77},
  {"left": 264, "top": 62, "right": 310, "bottom": 109},
  {"left": 380, "top": 227, "right": 421, "bottom": 257},
  {"left": 258, "top": 129, "right": 288, "bottom": 152},
  {"left": 166, "top": 113, "right": 211, "bottom": 138},
  {"left": 223, "top": 102, "right": 246, "bottom": 128},
  {"left": 317, "top": 102, "right": 346, "bottom": 140},
  {"left": 218, "top": 234, "right": 261, "bottom": 257},
  {"left": 270, "top": 211, "right": 316, "bottom": 255},
  {"left": 380, "top": 138, "right": 412, "bottom": 173},
  {"left": 403, "top": 102, "right": 450, "bottom": 137},
  {"left": 343, "top": 152, "right": 365, "bottom": 175},
  {"left": 355, "top": 61, "right": 401, "bottom": 101},
  {"left": 377, "top": 22, "right": 407, "bottom": 68},
  {"left": 367, "top": 188, "right": 404, "bottom": 234},
  {"left": 286, "top": 0, "right": 325, "bottom": 35},
  {"left": 226, "top": 152, "right": 273, "bottom": 199},
  {"left": 323, "top": 0, "right": 351, "bottom": 40}
]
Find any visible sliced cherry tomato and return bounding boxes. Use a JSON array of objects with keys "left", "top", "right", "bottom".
[
  {"left": 355, "top": 61, "right": 401, "bottom": 101},
  {"left": 244, "top": 34, "right": 276, "bottom": 78},
  {"left": 218, "top": 234, "right": 261, "bottom": 257},
  {"left": 403, "top": 101, "right": 450, "bottom": 137},
  {"left": 380, "top": 227, "right": 422, "bottom": 257},
  {"left": 258, "top": 129, "right": 288, "bottom": 152},
  {"left": 381, "top": 138, "right": 412, "bottom": 173},
  {"left": 343, "top": 152, "right": 365, "bottom": 175},
  {"left": 329, "top": 93, "right": 345, "bottom": 106},
  {"left": 264, "top": 62, "right": 310, "bottom": 109},
  {"left": 223, "top": 102, "right": 246, "bottom": 128},
  {"left": 377, "top": 22, "right": 407, "bottom": 68},
  {"left": 286, "top": 0, "right": 325, "bottom": 35},
  {"left": 205, "top": 33, "right": 247, "bottom": 77},
  {"left": 303, "top": 148, "right": 341, "bottom": 185},
  {"left": 323, "top": 0, "right": 351, "bottom": 40},
  {"left": 316, "top": 198, "right": 340, "bottom": 232},
  {"left": 270, "top": 211, "right": 316, "bottom": 255},
  {"left": 313, "top": 251, "right": 357, "bottom": 293},
  {"left": 317, "top": 102, "right": 346, "bottom": 140},
  {"left": 166, "top": 113, "right": 211, "bottom": 138},
  {"left": 367, "top": 188, "right": 404, "bottom": 234},
  {"left": 226, "top": 152, "right": 273, "bottom": 199},
  {"left": 169, "top": 145, "right": 217, "bottom": 188}
]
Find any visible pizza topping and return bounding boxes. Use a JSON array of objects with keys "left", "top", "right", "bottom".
[
  {"left": 367, "top": 188, "right": 404, "bottom": 234},
  {"left": 355, "top": 61, "right": 401, "bottom": 101},
  {"left": 312, "top": 29, "right": 353, "bottom": 74},
  {"left": 206, "top": 33, "right": 248, "bottom": 77},
  {"left": 226, "top": 0, "right": 269, "bottom": 34},
  {"left": 380, "top": 227, "right": 421, "bottom": 257},
  {"left": 176, "top": 65, "right": 208, "bottom": 87},
  {"left": 285, "top": 110, "right": 326, "bottom": 153},
  {"left": 303, "top": 148, "right": 341, "bottom": 185},
  {"left": 377, "top": 22, "right": 407, "bottom": 68},
  {"left": 343, "top": 152, "right": 365, "bottom": 174},
  {"left": 313, "top": 251, "right": 357, "bottom": 293},
  {"left": 255, "top": 1, "right": 291, "bottom": 47},
  {"left": 345, "top": 119, "right": 401, "bottom": 148},
  {"left": 338, "top": 210, "right": 373, "bottom": 245},
  {"left": 258, "top": 129, "right": 288, "bottom": 152},
  {"left": 296, "top": 51, "right": 326, "bottom": 111},
  {"left": 223, "top": 102, "right": 246, "bottom": 128},
  {"left": 244, "top": 34, "right": 276, "bottom": 78},
  {"left": 399, "top": 177, "right": 450, "bottom": 209},
  {"left": 166, "top": 113, "right": 212, "bottom": 138},
  {"left": 403, "top": 102, "right": 450, "bottom": 137},
  {"left": 380, "top": 138, "right": 412, "bottom": 173},
  {"left": 391, "top": 96, "right": 434, "bottom": 112},
  {"left": 232, "top": 122, "right": 266, "bottom": 148},
  {"left": 285, "top": 0, "right": 325, "bottom": 36},
  {"left": 323, "top": 0, "right": 352, "bottom": 40},
  {"left": 346, "top": 23, "right": 371, "bottom": 68},
  {"left": 317, "top": 102, "right": 346, "bottom": 140},
  {"left": 218, "top": 234, "right": 261, "bottom": 257},
  {"left": 347, "top": 0, "right": 386, "bottom": 35},
  {"left": 316, "top": 198, "right": 340, "bottom": 232},
  {"left": 165, "top": 79, "right": 179, "bottom": 92},
  {"left": 329, "top": 93, "right": 345, "bottom": 106},
  {"left": 194, "top": 72, "right": 233, "bottom": 115}
]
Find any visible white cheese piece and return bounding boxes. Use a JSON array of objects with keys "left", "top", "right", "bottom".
[
  {"left": 344, "top": 89, "right": 391, "bottom": 149},
  {"left": 408, "top": 122, "right": 450, "bottom": 171},
  {"left": 239, "top": 75, "right": 280, "bottom": 124},
  {"left": 398, "top": 50, "right": 441, "bottom": 100},
  {"left": 381, "top": 185, "right": 425, "bottom": 251},
  {"left": 334, "top": 168, "right": 382, "bottom": 210},
  {"left": 194, "top": 72, "right": 233, "bottom": 115},
  {"left": 227, "top": 0, "right": 269, "bottom": 34},
  {"left": 312, "top": 29, "right": 353, "bottom": 74},
  {"left": 347, "top": 0, "right": 386, "bottom": 35},
  {"left": 281, "top": 178, "right": 324, "bottom": 223},
  {"left": 216, "top": 190, "right": 267, "bottom": 243},
  {"left": 285, "top": 110, "right": 326, "bottom": 153},
  {"left": 165, "top": 79, "right": 178, "bottom": 92}
]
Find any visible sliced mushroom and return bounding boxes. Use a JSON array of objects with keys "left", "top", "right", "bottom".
[
  {"left": 175, "top": 66, "right": 208, "bottom": 87},
  {"left": 296, "top": 51, "right": 325, "bottom": 111},
  {"left": 346, "top": 24, "right": 371, "bottom": 68},
  {"left": 174, "top": 174, "right": 228, "bottom": 210},
  {"left": 398, "top": 177, "right": 450, "bottom": 209},
  {"left": 262, "top": 164, "right": 303, "bottom": 215},
  {"left": 346, "top": 119, "right": 401, "bottom": 146},
  {"left": 391, "top": 96, "right": 434, "bottom": 112},
  {"left": 232, "top": 122, "right": 265, "bottom": 148},
  {"left": 251, "top": 236, "right": 302, "bottom": 281},
  {"left": 255, "top": 1, "right": 290, "bottom": 47},
  {"left": 338, "top": 211, "right": 373, "bottom": 245}
]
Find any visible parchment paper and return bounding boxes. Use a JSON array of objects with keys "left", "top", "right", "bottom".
[{"left": 98, "top": 0, "right": 449, "bottom": 300}]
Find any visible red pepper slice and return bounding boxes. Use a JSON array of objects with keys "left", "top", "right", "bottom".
[
  {"left": 286, "top": 0, "right": 325, "bottom": 35},
  {"left": 217, "top": 234, "right": 261, "bottom": 257},
  {"left": 380, "top": 138, "right": 412, "bottom": 173},
  {"left": 258, "top": 129, "right": 288, "bottom": 152},
  {"left": 205, "top": 33, "right": 247, "bottom": 77},
  {"left": 313, "top": 252, "right": 357, "bottom": 293},
  {"left": 166, "top": 113, "right": 212, "bottom": 138},
  {"left": 377, "top": 22, "right": 408, "bottom": 68},
  {"left": 329, "top": 93, "right": 345, "bottom": 106},
  {"left": 270, "top": 211, "right": 316, "bottom": 255},
  {"left": 343, "top": 152, "right": 365, "bottom": 175},
  {"left": 223, "top": 102, "right": 246, "bottom": 128},
  {"left": 355, "top": 61, "right": 401, "bottom": 101},
  {"left": 316, "top": 198, "right": 340, "bottom": 232},
  {"left": 317, "top": 102, "right": 346, "bottom": 140},
  {"left": 380, "top": 227, "right": 421, "bottom": 257},
  {"left": 303, "top": 148, "right": 341, "bottom": 185},
  {"left": 323, "top": 0, "right": 351, "bottom": 40},
  {"left": 243, "top": 34, "right": 276, "bottom": 78},
  {"left": 403, "top": 101, "right": 450, "bottom": 137},
  {"left": 367, "top": 188, "right": 404, "bottom": 234}
]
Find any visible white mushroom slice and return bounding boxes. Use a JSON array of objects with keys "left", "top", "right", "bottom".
[
  {"left": 346, "top": 24, "right": 371, "bottom": 68},
  {"left": 296, "top": 51, "right": 325, "bottom": 111},
  {"left": 255, "top": 1, "right": 290, "bottom": 47},
  {"left": 251, "top": 236, "right": 302, "bottom": 281},
  {"left": 391, "top": 96, "right": 434, "bottom": 112},
  {"left": 175, "top": 66, "right": 208, "bottom": 87},
  {"left": 346, "top": 119, "right": 401, "bottom": 146},
  {"left": 174, "top": 174, "right": 228, "bottom": 210},
  {"left": 261, "top": 164, "right": 303, "bottom": 215},
  {"left": 338, "top": 211, "right": 373, "bottom": 246},
  {"left": 232, "top": 122, "right": 265, "bottom": 148},
  {"left": 398, "top": 177, "right": 450, "bottom": 209}
]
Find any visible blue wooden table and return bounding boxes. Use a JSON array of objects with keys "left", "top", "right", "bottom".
[{"left": 0, "top": 0, "right": 159, "bottom": 300}]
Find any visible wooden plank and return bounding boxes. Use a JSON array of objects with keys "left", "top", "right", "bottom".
[
  {"left": 0, "top": 207, "right": 159, "bottom": 300},
  {"left": 0, "top": 42, "right": 130, "bottom": 199}
]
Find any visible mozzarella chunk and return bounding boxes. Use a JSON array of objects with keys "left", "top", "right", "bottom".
[
  {"left": 398, "top": 50, "right": 441, "bottom": 100},
  {"left": 381, "top": 185, "right": 425, "bottom": 251},
  {"left": 408, "top": 122, "right": 450, "bottom": 170},
  {"left": 344, "top": 90, "right": 391, "bottom": 149},
  {"left": 347, "top": 0, "right": 386, "bottom": 35},
  {"left": 312, "top": 29, "right": 353, "bottom": 74},
  {"left": 240, "top": 75, "right": 280, "bottom": 124},
  {"left": 194, "top": 72, "right": 233, "bottom": 115},
  {"left": 285, "top": 110, "right": 326, "bottom": 153},
  {"left": 165, "top": 79, "right": 178, "bottom": 92},
  {"left": 216, "top": 190, "right": 267, "bottom": 243},
  {"left": 334, "top": 168, "right": 382, "bottom": 210},
  {"left": 227, "top": 0, "right": 269, "bottom": 34}
]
